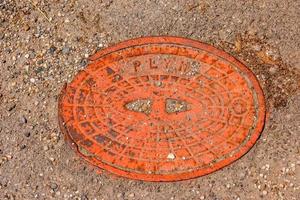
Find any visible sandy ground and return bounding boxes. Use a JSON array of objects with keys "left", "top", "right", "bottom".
[{"left": 0, "top": 0, "right": 300, "bottom": 199}]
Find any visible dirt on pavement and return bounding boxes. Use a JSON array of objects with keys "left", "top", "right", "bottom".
[{"left": 0, "top": 0, "right": 299, "bottom": 200}]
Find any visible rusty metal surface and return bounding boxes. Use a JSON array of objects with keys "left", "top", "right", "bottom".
[{"left": 58, "top": 36, "right": 266, "bottom": 181}]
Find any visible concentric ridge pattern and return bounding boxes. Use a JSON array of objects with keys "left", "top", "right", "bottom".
[{"left": 58, "top": 37, "right": 266, "bottom": 181}]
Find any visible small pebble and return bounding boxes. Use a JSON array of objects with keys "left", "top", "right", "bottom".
[
  {"left": 252, "top": 44, "right": 261, "bottom": 51},
  {"left": 24, "top": 65, "right": 29, "bottom": 72},
  {"left": 48, "top": 46, "right": 57, "bottom": 54},
  {"left": 269, "top": 66, "right": 277, "bottom": 74},
  {"left": 167, "top": 153, "right": 176, "bottom": 160},
  {"left": 24, "top": 24, "right": 30, "bottom": 31},
  {"left": 20, "top": 144, "right": 26, "bottom": 150},
  {"left": 81, "top": 194, "right": 88, "bottom": 200},
  {"left": 128, "top": 193, "right": 135, "bottom": 198},
  {"left": 80, "top": 59, "right": 87, "bottom": 67},
  {"left": 30, "top": 78, "right": 35, "bottom": 83},
  {"left": 266, "top": 48, "right": 279, "bottom": 60},
  {"left": 43, "top": 146, "right": 49, "bottom": 151},
  {"left": 20, "top": 115, "right": 27, "bottom": 124},
  {"left": 7, "top": 103, "right": 16, "bottom": 111},
  {"left": 262, "top": 190, "right": 267, "bottom": 195},
  {"left": 62, "top": 46, "right": 70, "bottom": 54},
  {"left": 50, "top": 182, "right": 58, "bottom": 190},
  {"left": 257, "top": 185, "right": 261, "bottom": 189},
  {"left": 117, "top": 193, "right": 123, "bottom": 198},
  {"left": 24, "top": 132, "right": 31, "bottom": 137},
  {"left": 290, "top": 163, "right": 295, "bottom": 168}
]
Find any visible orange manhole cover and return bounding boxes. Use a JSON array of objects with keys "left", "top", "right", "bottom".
[{"left": 58, "top": 37, "right": 266, "bottom": 181}]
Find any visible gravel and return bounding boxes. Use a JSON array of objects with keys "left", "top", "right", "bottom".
[
  {"left": 7, "top": 103, "right": 16, "bottom": 111},
  {"left": 49, "top": 182, "right": 58, "bottom": 190},
  {"left": 23, "top": 131, "right": 31, "bottom": 138},
  {"left": 0, "top": 0, "right": 299, "bottom": 199},
  {"left": 62, "top": 46, "right": 71, "bottom": 55},
  {"left": 19, "top": 144, "right": 26, "bottom": 150},
  {"left": 19, "top": 115, "right": 27, "bottom": 124},
  {"left": 48, "top": 46, "right": 57, "bottom": 54}
]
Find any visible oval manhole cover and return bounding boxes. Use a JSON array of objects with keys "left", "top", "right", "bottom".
[{"left": 58, "top": 37, "right": 266, "bottom": 181}]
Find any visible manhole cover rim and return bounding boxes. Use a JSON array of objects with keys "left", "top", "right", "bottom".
[{"left": 58, "top": 36, "right": 266, "bottom": 182}]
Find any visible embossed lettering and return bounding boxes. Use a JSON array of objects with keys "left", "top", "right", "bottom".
[
  {"left": 133, "top": 60, "right": 141, "bottom": 72},
  {"left": 149, "top": 58, "right": 158, "bottom": 69}
]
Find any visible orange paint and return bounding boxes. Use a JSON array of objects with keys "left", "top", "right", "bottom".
[{"left": 58, "top": 36, "right": 266, "bottom": 181}]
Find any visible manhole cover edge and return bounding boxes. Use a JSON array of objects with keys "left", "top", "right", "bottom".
[{"left": 58, "top": 36, "right": 266, "bottom": 182}]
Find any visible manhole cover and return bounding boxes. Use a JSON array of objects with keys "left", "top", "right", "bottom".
[{"left": 58, "top": 37, "right": 266, "bottom": 181}]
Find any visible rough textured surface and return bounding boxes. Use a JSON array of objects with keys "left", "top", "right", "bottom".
[
  {"left": 0, "top": 0, "right": 299, "bottom": 199},
  {"left": 58, "top": 37, "right": 266, "bottom": 181}
]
